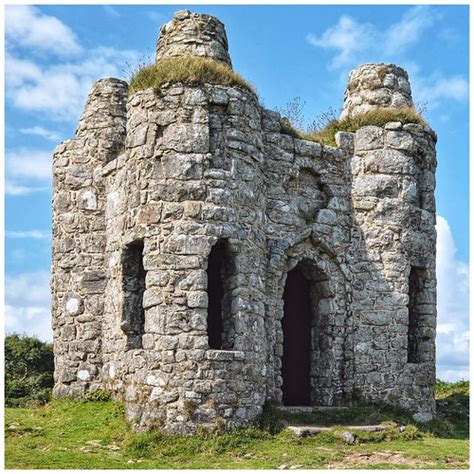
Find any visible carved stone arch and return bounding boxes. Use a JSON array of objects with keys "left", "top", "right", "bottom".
[{"left": 268, "top": 237, "right": 352, "bottom": 406}]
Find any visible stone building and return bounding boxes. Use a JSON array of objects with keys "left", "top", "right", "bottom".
[{"left": 51, "top": 10, "right": 437, "bottom": 433}]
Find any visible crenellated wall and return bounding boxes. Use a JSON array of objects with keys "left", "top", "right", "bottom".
[{"left": 52, "top": 9, "right": 437, "bottom": 433}]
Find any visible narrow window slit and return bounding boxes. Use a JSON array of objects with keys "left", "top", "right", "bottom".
[
  {"left": 206, "top": 240, "right": 232, "bottom": 349},
  {"left": 121, "top": 240, "right": 146, "bottom": 350},
  {"left": 408, "top": 266, "right": 424, "bottom": 363}
]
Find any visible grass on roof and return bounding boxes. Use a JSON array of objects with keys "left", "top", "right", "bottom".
[
  {"left": 281, "top": 107, "right": 426, "bottom": 147},
  {"left": 129, "top": 56, "right": 256, "bottom": 96}
]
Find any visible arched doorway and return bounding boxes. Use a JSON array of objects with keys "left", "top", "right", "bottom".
[{"left": 281, "top": 265, "right": 313, "bottom": 406}]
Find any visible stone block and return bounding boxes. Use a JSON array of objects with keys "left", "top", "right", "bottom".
[{"left": 355, "top": 126, "right": 384, "bottom": 151}]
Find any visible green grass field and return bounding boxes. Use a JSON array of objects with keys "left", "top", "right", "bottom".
[{"left": 5, "top": 381, "right": 468, "bottom": 469}]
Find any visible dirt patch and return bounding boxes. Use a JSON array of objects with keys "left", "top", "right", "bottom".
[{"left": 328, "top": 451, "right": 430, "bottom": 469}]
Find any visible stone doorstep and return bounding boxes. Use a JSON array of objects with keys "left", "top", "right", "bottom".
[
  {"left": 278, "top": 406, "right": 349, "bottom": 413},
  {"left": 287, "top": 424, "right": 390, "bottom": 437}
]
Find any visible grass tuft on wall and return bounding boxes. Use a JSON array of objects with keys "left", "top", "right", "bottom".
[
  {"left": 281, "top": 107, "right": 426, "bottom": 147},
  {"left": 129, "top": 56, "right": 256, "bottom": 95}
]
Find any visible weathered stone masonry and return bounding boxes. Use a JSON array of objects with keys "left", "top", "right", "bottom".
[{"left": 52, "top": 10, "right": 437, "bottom": 433}]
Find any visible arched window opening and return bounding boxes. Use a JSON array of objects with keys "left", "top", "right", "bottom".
[
  {"left": 206, "top": 240, "right": 233, "bottom": 349},
  {"left": 408, "top": 266, "right": 425, "bottom": 363},
  {"left": 121, "top": 240, "right": 146, "bottom": 350}
]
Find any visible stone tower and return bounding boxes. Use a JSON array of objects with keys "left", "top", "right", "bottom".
[{"left": 52, "top": 10, "right": 437, "bottom": 433}]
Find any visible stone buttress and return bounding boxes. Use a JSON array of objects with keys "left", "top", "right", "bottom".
[{"left": 52, "top": 10, "right": 437, "bottom": 432}]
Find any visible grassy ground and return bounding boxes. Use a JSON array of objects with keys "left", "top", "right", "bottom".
[{"left": 5, "top": 381, "right": 468, "bottom": 469}]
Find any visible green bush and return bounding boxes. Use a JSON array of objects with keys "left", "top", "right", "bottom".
[
  {"left": 129, "top": 56, "right": 256, "bottom": 95},
  {"left": 5, "top": 334, "right": 54, "bottom": 407}
]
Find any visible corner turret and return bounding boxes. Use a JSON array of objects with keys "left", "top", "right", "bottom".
[
  {"left": 156, "top": 10, "right": 232, "bottom": 67},
  {"left": 340, "top": 63, "right": 414, "bottom": 120}
]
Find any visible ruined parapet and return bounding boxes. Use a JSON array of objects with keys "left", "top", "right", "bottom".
[
  {"left": 52, "top": 78, "right": 127, "bottom": 397},
  {"left": 340, "top": 64, "right": 414, "bottom": 119},
  {"left": 156, "top": 10, "right": 232, "bottom": 67}
]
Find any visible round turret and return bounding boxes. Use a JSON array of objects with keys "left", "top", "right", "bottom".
[
  {"left": 156, "top": 10, "right": 232, "bottom": 67},
  {"left": 340, "top": 63, "right": 413, "bottom": 120}
]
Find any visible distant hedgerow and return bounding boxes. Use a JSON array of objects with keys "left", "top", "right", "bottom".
[{"left": 5, "top": 334, "right": 54, "bottom": 407}]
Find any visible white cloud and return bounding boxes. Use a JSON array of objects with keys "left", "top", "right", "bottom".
[
  {"left": 5, "top": 271, "right": 52, "bottom": 342},
  {"left": 6, "top": 149, "right": 52, "bottom": 181},
  {"left": 307, "top": 16, "right": 375, "bottom": 69},
  {"left": 5, "top": 6, "right": 141, "bottom": 122},
  {"left": 5, "top": 148, "right": 52, "bottom": 195},
  {"left": 307, "top": 6, "right": 438, "bottom": 68},
  {"left": 306, "top": 6, "right": 467, "bottom": 111},
  {"left": 435, "top": 215, "right": 469, "bottom": 381},
  {"left": 5, "top": 5, "right": 81, "bottom": 57},
  {"left": 412, "top": 75, "right": 469, "bottom": 106},
  {"left": 5, "top": 230, "right": 51, "bottom": 239},
  {"left": 6, "top": 47, "right": 140, "bottom": 121},
  {"left": 5, "top": 182, "right": 50, "bottom": 196},
  {"left": 20, "top": 126, "right": 61, "bottom": 142},
  {"left": 385, "top": 6, "right": 438, "bottom": 55}
]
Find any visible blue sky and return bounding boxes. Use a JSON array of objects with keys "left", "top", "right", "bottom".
[{"left": 4, "top": 4, "right": 469, "bottom": 381}]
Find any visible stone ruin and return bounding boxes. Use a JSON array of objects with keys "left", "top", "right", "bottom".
[{"left": 52, "top": 10, "right": 437, "bottom": 433}]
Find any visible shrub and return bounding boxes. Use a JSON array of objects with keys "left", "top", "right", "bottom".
[
  {"left": 5, "top": 334, "right": 54, "bottom": 406},
  {"left": 129, "top": 56, "right": 256, "bottom": 95}
]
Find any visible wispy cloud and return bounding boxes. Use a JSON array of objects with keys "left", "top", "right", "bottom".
[
  {"left": 307, "top": 16, "right": 375, "bottom": 69},
  {"left": 103, "top": 5, "right": 120, "bottom": 18},
  {"left": 6, "top": 149, "right": 52, "bottom": 180},
  {"left": 5, "top": 148, "right": 52, "bottom": 195},
  {"left": 5, "top": 230, "right": 51, "bottom": 239},
  {"left": 5, "top": 6, "right": 141, "bottom": 122},
  {"left": 5, "top": 271, "right": 52, "bottom": 342},
  {"left": 435, "top": 216, "right": 469, "bottom": 381},
  {"left": 306, "top": 6, "right": 467, "bottom": 111},
  {"left": 307, "top": 6, "right": 439, "bottom": 68},
  {"left": 20, "top": 126, "right": 61, "bottom": 142},
  {"left": 5, "top": 5, "right": 81, "bottom": 57},
  {"left": 412, "top": 75, "right": 469, "bottom": 106},
  {"left": 384, "top": 6, "right": 439, "bottom": 56},
  {"left": 5, "top": 182, "right": 50, "bottom": 196},
  {"left": 5, "top": 48, "right": 140, "bottom": 121}
]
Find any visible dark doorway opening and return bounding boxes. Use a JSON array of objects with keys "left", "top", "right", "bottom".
[
  {"left": 207, "top": 240, "right": 230, "bottom": 349},
  {"left": 282, "top": 265, "right": 313, "bottom": 406},
  {"left": 121, "top": 240, "right": 146, "bottom": 350}
]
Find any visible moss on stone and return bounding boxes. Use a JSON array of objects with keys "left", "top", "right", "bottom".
[{"left": 129, "top": 56, "right": 256, "bottom": 95}]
